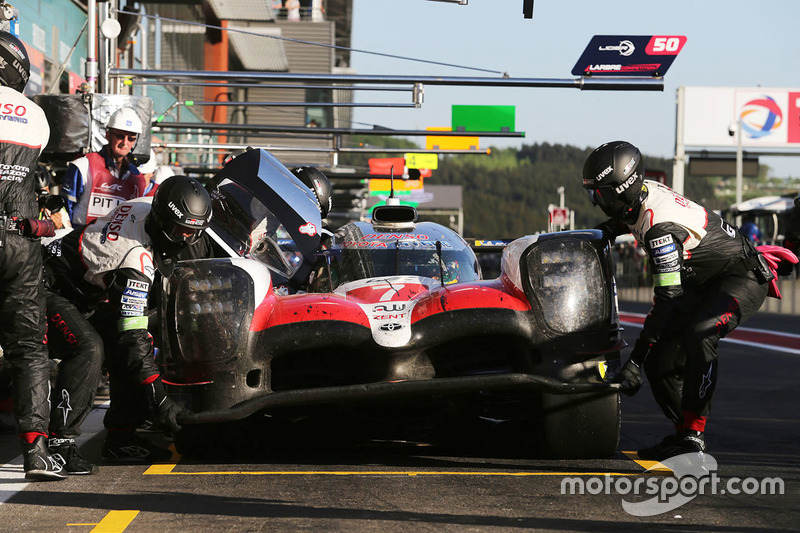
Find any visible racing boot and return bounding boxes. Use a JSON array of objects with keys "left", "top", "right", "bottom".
[
  {"left": 638, "top": 430, "right": 706, "bottom": 461},
  {"left": 101, "top": 430, "right": 173, "bottom": 463},
  {"left": 49, "top": 437, "right": 99, "bottom": 475},
  {"left": 22, "top": 435, "right": 67, "bottom": 481}
]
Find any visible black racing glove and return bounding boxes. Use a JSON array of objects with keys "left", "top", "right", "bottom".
[
  {"left": 146, "top": 378, "right": 190, "bottom": 434},
  {"left": 595, "top": 218, "right": 629, "bottom": 246},
  {"left": 616, "top": 358, "right": 643, "bottom": 396},
  {"left": 156, "top": 396, "right": 187, "bottom": 434},
  {"left": 615, "top": 339, "right": 652, "bottom": 396}
]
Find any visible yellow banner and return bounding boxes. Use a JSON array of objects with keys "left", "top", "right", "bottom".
[
  {"left": 369, "top": 178, "right": 424, "bottom": 193},
  {"left": 425, "top": 127, "right": 479, "bottom": 151},
  {"left": 404, "top": 153, "right": 438, "bottom": 170}
]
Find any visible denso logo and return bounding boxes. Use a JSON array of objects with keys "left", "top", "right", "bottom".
[
  {"left": 595, "top": 165, "right": 613, "bottom": 181},
  {"left": 615, "top": 173, "right": 638, "bottom": 194},
  {"left": 1, "top": 102, "right": 26, "bottom": 116},
  {"left": 168, "top": 201, "right": 184, "bottom": 218},
  {"left": 100, "top": 183, "right": 123, "bottom": 191}
]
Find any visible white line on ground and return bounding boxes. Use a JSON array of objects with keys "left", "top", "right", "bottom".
[{"left": 0, "top": 401, "right": 108, "bottom": 505}]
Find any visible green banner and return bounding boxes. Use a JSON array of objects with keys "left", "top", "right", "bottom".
[{"left": 451, "top": 105, "right": 515, "bottom": 132}]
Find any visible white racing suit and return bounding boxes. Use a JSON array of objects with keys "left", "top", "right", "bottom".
[
  {"left": 43, "top": 198, "right": 172, "bottom": 431},
  {"left": 613, "top": 180, "right": 769, "bottom": 432}
]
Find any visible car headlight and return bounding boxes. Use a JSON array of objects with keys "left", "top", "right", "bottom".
[
  {"left": 521, "top": 239, "right": 607, "bottom": 333},
  {"left": 172, "top": 263, "right": 255, "bottom": 363}
]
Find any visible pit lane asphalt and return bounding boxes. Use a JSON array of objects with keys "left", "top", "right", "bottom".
[{"left": 0, "top": 301, "right": 797, "bottom": 532}]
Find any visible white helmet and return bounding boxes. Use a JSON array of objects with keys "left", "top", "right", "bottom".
[
  {"left": 138, "top": 149, "right": 158, "bottom": 174},
  {"left": 107, "top": 107, "right": 143, "bottom": 134},
  {"left": 153, "top": 164, "right": 177, "bottom": 185}
]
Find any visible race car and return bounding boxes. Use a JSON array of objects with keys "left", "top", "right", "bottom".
[{"left": 159, "top": 149, "right": 626, "bottom": 459}]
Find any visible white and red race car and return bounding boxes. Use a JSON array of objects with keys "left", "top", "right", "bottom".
[{"left": 160, "top": 149, "right": 626, "bottom": 458}]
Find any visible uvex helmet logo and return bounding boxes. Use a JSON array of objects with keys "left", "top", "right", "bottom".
[
  {"left": 168, "top": 201, "right": 184, "bottom": 218},
  {"left": 13, "top": 60, "right": 28, "bottom": 82},
  {"left": 615, "top": 173, "right": 638, "bottom": 194},
  {"left": 595, "top": 165, "right": 613, "bottom": 181}
]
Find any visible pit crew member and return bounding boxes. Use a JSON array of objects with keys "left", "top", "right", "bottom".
[
  {"left": 43, "top": 175, "right": 211, "bottom": 462},
  {"left": 0, "top": 30, "right": 66, "bottom": 480},
  {"left": 582, "top": 140, "right": 785, "bottom": 461},
  {"left": 60, "top": 107, "right": 148, "bottom": 225}
]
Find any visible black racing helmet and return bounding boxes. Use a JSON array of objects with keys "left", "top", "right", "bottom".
[
  {"left": 0, "top": 31, "right": 30, "bottom": 92},
  {"left": 582, "top": 140, "right": 647, "bottom": 222},
  {"left": 292, "top": 166, "right": 332, "bottom": 218},
  {"left": 148, "top": 175, "right": 212, "bottom": 246}
]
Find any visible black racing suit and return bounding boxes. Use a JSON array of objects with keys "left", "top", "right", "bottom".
[
  {"left": 43, "top": 198, "right": 173, "bottom": 432},
  {"left": 44, "top": 290, "right": 104, "bottom": 438},
  {"left": 611, "top": 181, "right": 769, "bottom": 429},
  {"left": 0, "top": 86, "right": 52, "bottom": 436}
]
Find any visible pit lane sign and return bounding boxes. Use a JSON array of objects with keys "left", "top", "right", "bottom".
[
  {"left": 572, "top": 35, "right": 687, "bottom": 77},
  {"left": 549, "top": 206, "right": 569, "bottom": 227}
]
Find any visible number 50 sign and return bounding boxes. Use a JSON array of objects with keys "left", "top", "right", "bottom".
[{"left": 646, "top": 35, "right": 687, "bottom": 55}]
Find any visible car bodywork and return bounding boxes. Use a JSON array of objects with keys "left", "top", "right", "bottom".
[{"left": 160, "top": 149, "right": 626, "bottom": 458}]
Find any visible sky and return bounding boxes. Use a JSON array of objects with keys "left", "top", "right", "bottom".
[{"left": 349, "top": 0, "right": 800, "bottom": 179}]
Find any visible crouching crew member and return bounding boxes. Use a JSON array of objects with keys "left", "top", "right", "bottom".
[{"left": 43, "top": 176, "right": 212, "bottom": 462}]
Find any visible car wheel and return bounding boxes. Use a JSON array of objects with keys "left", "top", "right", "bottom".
[{"left": 539, "top": 390, "right": 620, "bottom": 459}]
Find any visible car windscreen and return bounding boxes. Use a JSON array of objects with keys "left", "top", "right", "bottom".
[
  {"left": 328, "top": 223, "right": 481, "bottom": 289},
  {"left": 208, "top": 149, "right": 322, "bottom": 264},
  {"left": 209, "top": 178, "right": 282, "bottom": 256}
]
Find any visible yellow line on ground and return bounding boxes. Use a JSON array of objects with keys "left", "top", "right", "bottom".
[
  {"left": 141, "top": 450, "right": 667, "bottom": 477},
  {"left": 144, "top": 469, "right": 647, "bottom": 476},
  {"left": 143, "top": 463, "right": 178, "bottom": 475},
  {"left": 621, "top": 451, "right": 672, "bottom": 472},
  {"left": 142, "top": 444, "right": 181, "bottom": 474},
  {"left": 89, "top": 510, "right": 139, "bottom": 532}
]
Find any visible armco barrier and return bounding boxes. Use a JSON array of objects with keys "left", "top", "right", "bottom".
[{"left": 615, "top": 252, "right": 800, "bottom": 316}]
